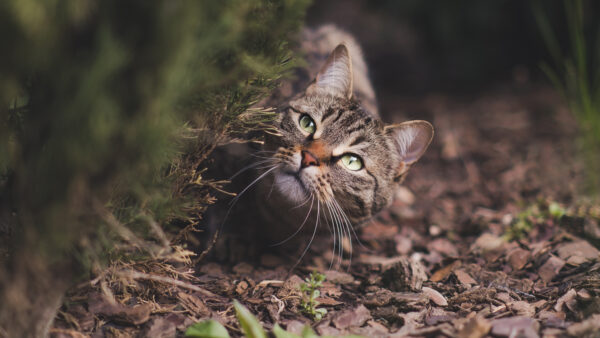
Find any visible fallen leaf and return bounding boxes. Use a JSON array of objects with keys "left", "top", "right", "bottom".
[
  {"left": 454, "top": 269, "right": 477, "bottom": 286},
  {"left": 554, "top": 289, "right": 577, "bottom": 312},
  {"left": 556, "top": 240, "right": 600, "bottom": 263},
  {"left": 491, "top": 316, "right": 539, "bottom": 338},
  {"left": 422, "top": 287, "right": 448, "bottom": 306},
  {"left": 538, "top": 255, "right": 565, "bottom": 283},
  {"left": 323, "top": 270, "right": 354, "bottom": 285},
  {"left": 177, "top": 292, "right": 210, "bottom": 318},
  {"left": 144, "top": 317, "right": 176, "bottom": 338},
  {"left": 457, "top": 316, "right": 491, "bottom": 338},
  {"left": 430, "top": 260, "right": 461, "bottom": 282},
  {"left": 428, "top": 238, "right": 459, "bottom": 257},
  {"left": 566, "top": 314, "right": 600, "bottom": 336},
  {"left": 332, "top": 305, "right": 372, "bottom": 329},
  {"left": 507, "top": 248, "right": 531, "bottom": 270},
  {"left": 511, "top": 301, "right": 535, "bottom": 317},
  {"left": 314, "top": 297, "right": 343, "bottom": 306},
  {"left": 88, "top": 293, "right": 152, "bottom": 326}
]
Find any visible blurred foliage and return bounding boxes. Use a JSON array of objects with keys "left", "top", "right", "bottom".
[
  {"left": 0, "top": 1, "right": 309, "bottom": 332},
  {"left": 533, "top": 0, "right": 600, "bottom": 195},
  {"left": 504, "top": 199, "right": 566, "bottom": 241}
]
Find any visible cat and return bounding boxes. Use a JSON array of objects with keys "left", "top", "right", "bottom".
[{"left": 205, "top": 25, "right": 433, "bottom": 264}]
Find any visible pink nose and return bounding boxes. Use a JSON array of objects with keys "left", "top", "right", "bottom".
[{"left": 301, "top": 150, "right": 319, "bottom": 168}]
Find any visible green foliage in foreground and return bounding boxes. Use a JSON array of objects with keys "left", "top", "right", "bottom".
[
  {"left": 300, "top": 272, "right": 328, "bottom": 321},
  {"left": 185, "top": 300, "right": 362, "bottom": 338},
  {"left": 533, "top": 0, "right": 600, "bottom": 194},
  {"left": 0, "top": 0, "right": 309, "bottom": 334},
  {"left": 0, "top": 0, "right": 309, "bottom": 265}
]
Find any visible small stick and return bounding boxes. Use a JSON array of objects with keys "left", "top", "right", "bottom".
[{"left": 116, "top": 269, "right": 220, "bottom": 299}]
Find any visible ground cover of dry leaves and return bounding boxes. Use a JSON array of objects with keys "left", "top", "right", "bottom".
[{"left": 52, "top": 86, "right": 600, "bottom": 338}]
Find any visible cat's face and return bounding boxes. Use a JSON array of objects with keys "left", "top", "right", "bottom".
[{"left": 264, "top": 44, "right": 433, "bottom": 225}]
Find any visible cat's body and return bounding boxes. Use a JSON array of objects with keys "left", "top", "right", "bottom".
[{"left": 204, "top": 26, "right": 433, "bottom": 262}]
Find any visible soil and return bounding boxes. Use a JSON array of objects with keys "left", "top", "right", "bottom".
[{"left": 51, "top": 85, "right": 600, "bottom": 338}]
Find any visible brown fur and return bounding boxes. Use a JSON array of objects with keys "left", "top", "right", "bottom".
[{"left": 206, "top": 26, "right": 433, "bottom": 259}]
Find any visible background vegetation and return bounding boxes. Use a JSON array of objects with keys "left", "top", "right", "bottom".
[
  {"left": 0, "top": 0, "right": 598, "bottom": 336},
  {"left": 0, "top": 0, "right": 308, "bottom": 336}
]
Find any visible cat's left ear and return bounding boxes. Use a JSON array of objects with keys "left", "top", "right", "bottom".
[
  {"left": 384, "top": 120, "right": 434, "bottom": 179},
  {"left": 306, "top": 43, "right": 353, "bottom": 99}
]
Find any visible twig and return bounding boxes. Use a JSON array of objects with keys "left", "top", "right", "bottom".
[
  {"left": 115, "top": 269, "right": 220, "bottom": 299},
  {"left": 194, "top": 229, "right": 220, "bottom": 264}
]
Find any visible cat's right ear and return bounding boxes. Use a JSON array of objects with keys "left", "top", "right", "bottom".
[
  {"left": 306, "top": 44, "right": 353, "bottom": 99},
  {"left": 384, "top": 120, "right": 434, "bottom": 180}
]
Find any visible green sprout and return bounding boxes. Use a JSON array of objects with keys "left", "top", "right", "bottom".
[
  {"left": 299, "top": 272, "right": 328, "bottom": 321},
  {"left": 504, "top": 200, "right": 566, "bottom": 241}
]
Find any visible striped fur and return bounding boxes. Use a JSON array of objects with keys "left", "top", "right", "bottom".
[{"left": 252, "top": 26, "right": 433, "bottom": 250}]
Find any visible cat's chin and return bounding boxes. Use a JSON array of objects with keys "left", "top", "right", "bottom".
[{"left": 272, "top": 171, "right": 310, "bottom": 205}]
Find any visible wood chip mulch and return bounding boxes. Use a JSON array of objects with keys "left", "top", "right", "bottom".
[{"left": 52, "top": 86, "right": 600, "bottom": 338}]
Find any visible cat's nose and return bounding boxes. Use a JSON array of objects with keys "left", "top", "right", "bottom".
[{"left": 301, "top": 150, "right": 319, "bottom": 168}]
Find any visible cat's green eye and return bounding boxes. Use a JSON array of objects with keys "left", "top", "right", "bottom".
[
  {"left": 340, "top": 154, "right": 363, "bottom": 171},
  {"left": 299, "top": 114, "right": 316, "bottom": 134}
]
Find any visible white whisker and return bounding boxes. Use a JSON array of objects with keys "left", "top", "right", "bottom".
[
  {"left": 230, "top": 159, "right": 276, "bottom": 180},
  {"left": 324, "top": 202, "right": 337, "bottom": 270},
  {"left": 292, "top": 199, "right": 320, "bottom": 271},
  {"left": 218, "top": 165, "right": 280, "bottom": 232},
  {"left": 270, "top": 194, "right": 314, "bottom": 247}
]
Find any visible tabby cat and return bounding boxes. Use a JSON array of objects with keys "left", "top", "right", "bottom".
[{"left": 208, "top": 26, "right": 433, "bottom": 263}]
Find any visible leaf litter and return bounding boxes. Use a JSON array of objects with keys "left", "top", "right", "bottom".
[{"left": 51, "top": 88, "right": 600, "bottom": 337}]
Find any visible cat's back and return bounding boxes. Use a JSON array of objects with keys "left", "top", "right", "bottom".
[{"left": 270, "top": 25, "right": 378, "bottom": 115}]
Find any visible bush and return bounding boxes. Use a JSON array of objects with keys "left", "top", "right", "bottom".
[{"left": 0, "top": 0, "right": 309, "bottom": 336}]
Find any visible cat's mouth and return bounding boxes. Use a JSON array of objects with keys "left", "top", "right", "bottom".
[{"left": 273, "top": 169, "right": 312, "bottom": 204}]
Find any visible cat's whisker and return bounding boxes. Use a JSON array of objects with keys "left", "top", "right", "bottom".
[
  {"left": 230, "top": 159, "right": 276, "bottom": 180},
  {"left": 219, "top": 165, "right": 280, "bottom": 232},
  {"left": 323, "top": 202, "right": 338, "bottom": 270},
  {"left": 329, "top": 198, "right": 355, "bottom": 269},
  {"left": 328, "top": 200, "right": 344, "bottom": 269},
  {"left": 327, "top": 199, "right": 346, "bottom": 269},
  {"left": 229, "top": 165, "right": 279, "bottom": 206},
  {"left": 332, "top": 202, "right": 346, "bottom": 270},
  {"left": 291, "top": 199, "right": 320, "bottom": 271},
  {"left": 270, "top": 194, "right": 314, "bottom": 247},
  {"left": 332, "top": 198, "right": 367, "bottom": 250},
  {"left": 290, "top": 193, "right": 313, "bottom": 211}
]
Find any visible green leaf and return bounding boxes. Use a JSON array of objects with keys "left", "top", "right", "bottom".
[
  {"left": 273, "top": 324, "right": 302, "bottom": 338},
  {"left": 185, "top": 320, "right": 230, "bottom": 338},
  {"left": 300, "top": 326, "right": 319, "bottom": 338},
  {"left": 549, "top": 202, "right": 566, "bottom": 219},
  {"left": 233, "top": 300, "right": 267, "bottom": 338}
]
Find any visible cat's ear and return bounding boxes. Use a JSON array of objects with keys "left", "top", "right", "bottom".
[
  {"left": 385, "top": 120, "right": 434, "bottom": 179},
  {"left": 306, "top": 43, "right": 353, "bottom": 99}
]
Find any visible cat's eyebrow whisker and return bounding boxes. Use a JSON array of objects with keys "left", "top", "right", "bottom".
[
  {"left": 291, "top": 199, "right": 320, "bottom": 271},
  {"left": 270, "top": 194, "right": 314, "bottom": 247}
]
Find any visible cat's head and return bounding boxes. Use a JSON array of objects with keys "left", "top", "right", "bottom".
[{"left": 265, "top": 44, "right": 433, "bottom": 224}]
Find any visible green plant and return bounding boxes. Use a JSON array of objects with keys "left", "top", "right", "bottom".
[
  {"left": 533, "top": 0, "right": 600, "bottom": 194},
  {"left": 0, "top": 0, "right": 310, "bottom": 335},
  {"left": 504, "top": 200, "right": 566, "bottom": 241},
  {"left": 300, "top": 272, "right": 328, "bottom": 321},
  {"left": 185, "top": 301, "right": 326, "bottom": 338}
]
